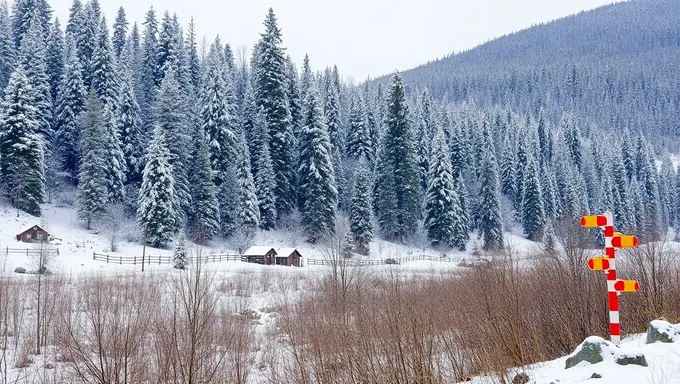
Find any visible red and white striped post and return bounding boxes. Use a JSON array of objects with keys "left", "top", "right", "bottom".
[{"left": 581, "top": 211, "right": 638, "bottom": 345}]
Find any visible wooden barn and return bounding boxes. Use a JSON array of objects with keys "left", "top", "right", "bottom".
[
  {"left": 243, "top": 246, "right": 277, "bottom": 265},
  {"left": 276, "top": 248, "right": 302, "bottom": 267},
  {"left": 16, "top": 225, "right": 50, "bottom": 243}
]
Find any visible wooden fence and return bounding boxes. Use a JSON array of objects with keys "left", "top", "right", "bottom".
[
  {"left": 5, "top": 247, "right": 59, "bottom": 256},
  {"left": 305, "top": 255, "right": 458, "bottom": 267},
  {"left": 92, "top": 252, "right": 245, "bottom": 265}
]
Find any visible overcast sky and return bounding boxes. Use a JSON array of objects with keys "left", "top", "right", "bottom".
[{"left": 45, "top": 0, "right": 622, "bottom": 82}]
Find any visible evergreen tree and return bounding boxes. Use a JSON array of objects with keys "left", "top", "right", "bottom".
[
  {"left": 346, "top": 92, "right": 371, "bottom": 162},
  {"left": 479, "top": 147, "right": 504, "bottom": 249},
  {"left": 91, "top": 16, "right": 117, "bottom": 107},
  {"left": 0, "top": 0, "right": 15, "bottom": 94},
  {"left": 375, "top": 73, "right": 420, "bottom": 241},
  {"left": 138, "top": 124, "right": 179, "bottom": 247},
  {"left": 522, "top": 157, "right": 545, "bottom": 240},
  {"left": 112, "top": 7, "right": 127, "bottom": 59},
  {"left": 12, "top": 0, "right": 51, "bottom": 48},
  {"left": 116, "top": 65, "right": 143, "bottom": 184},
  {"left": 452, "top": 173, "right": 470, "bottom": 250},
  {"left": 0, "top": 68, "right": 44, "bottom": 216},
  {"left": 500, "top": 135, "right": 516, "bottom": 199},
  {"left": 45, "top": 18, "right": 64, "bottom": 102},
  {"left": 65, "top": 0, "right": 83, "bottom": 40},
  {"left": 157, "top": 11, "right": 179, "bottom": 80},
  {"left": 424, "top": 128, "right": 459, "bottom": 247},
  {"left": 253, "top": 107, "right": 277, "bottom": 230},
  {"left": 636, "top": 138, "right": 662, "bottom": 240},
  {"left": 77, "top": 0, "right": 99, "bottom": 88},
  {"left": 54, "top": 42, "right": 86, "bottom": 181},
  {"left": 76, "top": 92, "right": 108, "bottom": 228},
  {"left": 101, "top": 105, "right": 125, "bottom": 202},
  {"left": 18, "top": 19, "right": 52, "bottom": 136},
  {"left": 139, "top": 7, "right": 158, "bottom": 128},
  {"left": 218, "top": 165, "right": 238, "bottom": 236},
  {"left": 349, "top": 160, "right": 373, "bottom": 256},
  {"left": 187, "top": 127, "right": 220, "bottom": 241},
  {"left": 298, "top": 86, "right": 337, "bottom": 242},
  {"left": 235, "top": 136, "right": 260, "bottom": 231},
  {"left": 285, "top": 56, "right": 302, "bottom": 136},
  {"left": 299, "top": 54, "right": 312, "bottom": 98},
  {"left": 185, "top": 17, "right": 200, "bottom": 91},
  {"left": 324, "top": 79, "right": 342, "bottom": 154},
  {"left": 172, "top": 229, "right": 189, "bottom": 269},
  {"left": 658, "top": 154, "right": 676, "bottom": 229},
  {"left": 254, "top": 9, "right": 296, "bottom": 215}
]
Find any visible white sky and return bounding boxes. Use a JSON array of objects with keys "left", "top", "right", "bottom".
[{"left": 44, "top": 0, "right": 622, "bottom": 82}]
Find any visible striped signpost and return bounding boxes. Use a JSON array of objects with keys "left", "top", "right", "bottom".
[{"left": 581, "top": 211, "right": 639, "bottom": 345}]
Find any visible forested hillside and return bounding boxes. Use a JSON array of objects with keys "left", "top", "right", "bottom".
[
  {"left": 0, "top": 0, "right": 678, "bottom": 256},
  {"left": 387, "top": 0, "right": 680, "bottom": 148}
]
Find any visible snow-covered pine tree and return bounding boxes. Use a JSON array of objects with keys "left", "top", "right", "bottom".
[
  {"left": 415, "top": 95, "right": 431, "bottom": 193},
  {"left": 253, "top": 107, "right": 277, "bottom": 230},
  {"left": 138, "top": 124, "right": 179, "bottom": 247},
  {"left": 298, "top": 85, "right": 337, "bottom": 243},
  {"left": 139, "top": 7, "right": 158, "bottom": 129},
  {"left": 11, "top": 0, "right": 51, "bottom": 48},
  {"left": 235, "top": 135, "right": 260, "bottom": 231},
  {"left": 219, "top": 164, "right": 239, "bottom": 237},
  {"left": 324, "top": 77, "right": 342, "bottom": 155},
  {"left": 76, "top": 91, "right": 108, "bottom": 228},
  {"left": 479, "top": 144, "right": 504, "bottom": 250},
  {"left": 346, "top": 92, "right": 371, "bottom": 162},
  {"left": 65, "top": 0, "right": 84, "bottom": 41},
  {"left": 299, "top": 54, "right": 312, "bottom": 100},
  {"left": 522, "top": 156, "right": 545, "bottom": 240},
  {"left": 45, "top": 18, "right": 64, "bottom": 102},
  {"left": 91, "top": 16, "right": 117, "bottom": 107},
  {"left": 18, "top": 18, "right": 52, "bottom": 136},
  {"left": 116, "top": 63, "right": 143, "bottom": 184},
  {"left": 285, "top": 56, "right": 302, "bottom": 137},
  {"left": 676, "top": 165, "right": 680, "bottom": 234},
  {"left": 424, "top": 128, "right": 458, "bottom": 247},
  {"left": 0, "top": 0, "right": 15, "bottom": 94},
  {"left": 347, "top": 160, "right": 372, "bottom": 256},
  {"left": 112, "top": 7, "right": 127, "bottom": 59},
  {"left": 0, "top": 68, "right": 45, "bottom": 216},
  {"left": 537, "top": 109, "right": 553, "bottom": 166},
  {"left": 188, "top": 127, "right": 220, "bottom": 241},
  {"left": 157, "top": 11, "right": 179, "bottom": 81},
  {"left": 185, "top": 17, "right": 199, "bottom": 91},
  {"left": 101, "top": 105, "right": 125, "bottom": 202},
  {"left": 77, "top": 0, "right": 99, "bottom": 88},
  {"left": 155, "top": 67, "right": 190, "bottom": 220},
  {"left": 173, "top": 229, "right": 189, "bottom": 269},
  {"left": 375, "top": 73, "right": 420, "bottom": 241},
  {"left": 658, "top": 154, "right": 676, "bottom": 229},
  {"left": 54, "top": 40, "right": 86, "bottom": 182},
  {"left": 636, "top": 137, "right": 662, "bottom": 240},
  {"left": 452, "top": 173, "right": 470, "bottom": 250},
  {"left": 254, "top": 9, "right": 296, "bottom": 215}
]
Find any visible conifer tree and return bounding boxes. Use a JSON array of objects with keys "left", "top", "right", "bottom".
[
  {"left": 188, "top": 127, "right": 220, "bottom": 241},
  {"left": 350, "top": 160, "right": 373, "bottom": 255},
  {"left": 375, "top": 73, "right": 420, "bottom": 241},
  {"left": 157, "top": 11, "right": 179, "bottom": 80},
  {"left": 18, "top": 19, "right": 52, "bottom": 136},
  {"left": 77, "top": 0, "right": 99, "bottom": 88},
  {"left": 424, "top": 128, "right": 458, "bottom": 247},
  {"left": 0, "top": 0, "right": 15, "bottom": 94},
  {"left": 253, "top": 108, "right": 277, "bottom": 230},
  {"left": 0, "top": 68, "right": 44, "bottom": 216},
  {"left": 324, "top": 79, "right": 342, "bottom": 154},
  {"left": 77, "top": 92, "right": 108, "bottom": 228},
  {"left": 91, "top": 16, "right": 117, "bottom": 107},
  {"left": 479, "top": 147, "right": 504, "bottom": 249},
  {"left": 254, "top": 9, "right": 296, "bottom": 215},
  {"left": 636, "top": 138, "right": 662, "bottom": 240},
  {"left": 12, "top": 0, "right": 51, "bottom": 48},
  {"left": 298, "top": 86, "right": 337, "bottom": 242},
  {"left": 185, "top": 17, "right": 200, "bottom": 91},
  {"left": 173, "top": 229, "right": 189, "bottom": 269},
  {"left": 54, "top": 42, "right": 86, "bottom": 181},
  {"left": 658, "top": 155, "right": 676, "bottom": 229},
  {"left": 346, "top": 92, "right": 371, "bottom": 162},
  {"left": 299, "top": 54, "right": 312, "bottom": 99},
  {"left": 522, "top": 157, "right": 544, "bottom": 240},
  {"left": 140, "top": 7, "right": 158, "bottom": 128},
  {"left": 235, "top": 136, "right": 260, "bottom": 231},
  {"left": 112, "top": 7, "right": 128, "bottom": 59},
  {"left": 285, "top": 57, "right": 302, "bottom": 137},
  {"left": 65, "top": 0, "right": 83, "bottom": 41},
  {"left": 138, "top": 124, "right": 179, "bottom": 247},
  {"left": 116, "top": 65, "right": 143, "bottom": 184},
  {"left": 45, "top": 18, "right": 64, "bottom": 102},
  {"left": 102, "top": 105, "right": 125, "bottom": 202}
]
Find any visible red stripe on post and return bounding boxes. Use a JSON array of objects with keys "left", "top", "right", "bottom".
[
  {"left": 607, "top": 270, "right": 617, "bottom": 281},
  {"left": 604, "top": 226, "right": 614, "bottom": 237},
  {"left": 608, "top": 292, "right": 619, "bottom": 311},
  {"left": 610, "top": 323, "right": 621, "bottom": 336},
  {"left": 606, "top": 248, "right": 615, "bottom": 258},
  {"left": 597, "top": 216, "right": 608, "bottom": 226}
]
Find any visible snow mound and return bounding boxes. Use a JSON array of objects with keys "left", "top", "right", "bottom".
[
  {"left": 646, "top": 319, "right": 680, "bottom": 344},
  {"left": 565, "top": 336, "right": 647, "bottom": 369}
]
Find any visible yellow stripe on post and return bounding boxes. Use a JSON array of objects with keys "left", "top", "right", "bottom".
[
  {"left": 587, "top": 256, "right": 610, "bottom": 271},
  {"left": 612, "top": 235, "right": 638, "bottom": 248},
  {"left": 580, "top": 215, "right": 608, "bottom": 228},
  {"left": 614, "top": 280, "right": 639, "bottom": 292}
]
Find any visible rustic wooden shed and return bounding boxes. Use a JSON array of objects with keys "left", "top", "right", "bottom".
[
  {"left": 16, "top": 225, "right": 50, "bottom": 243},
  {"left": 276, "top": 248, "right": 302, "bottom": 267},
  {"left": 243, "top": 246, "right": 277, "bottom": 265}
]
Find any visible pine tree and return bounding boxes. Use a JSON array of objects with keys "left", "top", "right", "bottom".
[
  {"left": 452, "top": 173, "right": 470, "bottom": 250},
  {"left": 500, "top": 136, "right": 516, "bottom": 199},
  {"left": 324, "top": 79, "right": 342, "bottom": 154},
  {"left": 253, "top": 107, "right": 277, "bottom": 230},
  {"left": 12, "top": 0, "right": 51, "bottom": 48},
  {"left": 77, "top": 92, "right": 108, "bottom": 229},
  {"left": 0, "top": 68, "right": 44, "bottom": 216},
  {"left": 188, "top": 127, "right": 220, "bottom": 241},
  {"left": 658, "top": 154, "right": 676, "bottom": 229},
  {"left": 0, "top": 0, "right": 15, "bottom": 94},
  {"left": 424, "top": 128, "right": 458, "bottom": 247},
  {"left": 45, "top": 18, "right": 64, "bottom": 102},
  {"left": 350, "top": 160, "right": 373, "bottom": 255},
  {"left": 173, "top": 229, "right": 189, "bottom": 269},
  {"left": 636, "top": 138, "right": 662, "bottom": 240},
  {"left": 185, "top": 17, "right": 199, "bottom": 91},
  {"left": 254, "top": 9, "right": 296, "bottom": 215},
  {"left": 157, "top": 11, "right": 179, "bottom": 80},
  {"left": 219, "top": 165, "right": 238, "bottom": 236},
  {"left": 299, "top": 54, "right": 312, "bottom": 98},
  {"left": 235, "top": 136, "right": 260, "bottom": 231},
  {"left": 65, "top": 0, "right": 83, "bottom": 40},
  {"left": 139, "top": 7, "right": 158, "bottom": 129},
  {"left": 375, "top": 73, "right": 420, "bottom": 241},
  {"left": 102, "top": 105, "right": 125, "bottom": 202},
  {"left": 479, "top": 147, "right": 504, "bottom": 249},
  {"left": 346, "top": 92, "right": 371, "bottom": 162},
  {"left": 116, "top": 65, "right": 143, "bottom": 184},
  {"left": 91, "top": 16, "right": 117, "bottom": 107},
  {"left": 54, "top": 41, "right": 86, "bottom": 181},
  {"left": 18, "top": 18, "right": 52, "bottom": 136},
  {"left": 138, "top": 124, "right": 179, "bottom": 247},
  {"left": 298, "top": 86, "right": 337, "bottom": 242},
  {"left": 77, "top": 0, "right": 99, "bottom": 88},
  {"left": 112, "top": 7, "right": 127, "bottom": 59},
  {"left": 522, "top": 157, "right": 544, "bottom": 240},
  {"left": 285, "top": 56, "right": 303, "bottom": 137}
]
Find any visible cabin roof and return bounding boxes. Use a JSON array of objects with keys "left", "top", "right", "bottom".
[
  {"left": 276, "top": 248, "right": 299, "bottom": 257},
  {"left": 17, "top": 225, "right": 49, "bottom": 236},
  {"left": 243, "top": 246, "right": 277, "bottom": 256}
]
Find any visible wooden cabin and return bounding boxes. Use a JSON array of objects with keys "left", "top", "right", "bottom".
[
  {"left": 243, "top": 246, "right": 277, "bottom": 265},
  {"left": 16, "top": 225, "right": 50, "bottom": 243},
  {"left": 276, "top": 248, "right": 302, "bottom": 267}
]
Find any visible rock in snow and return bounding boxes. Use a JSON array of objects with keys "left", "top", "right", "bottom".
[
  {"left": 565, "top": 336, "right": 647, "bottom": 369},
  {"left": 646, "top": 319, "right": 680, "bottom": 344}
]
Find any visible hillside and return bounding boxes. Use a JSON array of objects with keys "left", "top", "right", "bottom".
[{"left": 380, "top": 0, "right": 680, "bottom": 148}]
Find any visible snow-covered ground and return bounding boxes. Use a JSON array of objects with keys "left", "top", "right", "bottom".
[{"left": 471, "top": 334, "right": 680, "bottom": 384}]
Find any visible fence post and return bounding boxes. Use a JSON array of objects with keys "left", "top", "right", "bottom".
[
  {"left": 106, "top": 254, "right": 109, "bottom": 263},
  {"left": 92, "top": 252, "right": 95, "bottom": 260},
  {"left": 119, "top": 256, "right": 122, "bottom": 265}
]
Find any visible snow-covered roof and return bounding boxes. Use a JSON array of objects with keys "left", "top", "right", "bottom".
[
  {"left": 276, "top": 247, "right": 300, "bottom": 257},
  {"left": 243, "top": 246, "right": 276, "bottom": 256}
]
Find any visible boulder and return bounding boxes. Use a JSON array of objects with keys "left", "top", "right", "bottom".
[
  {"left": 14, "top": 267, "right": 26, "bottom": 274},
  {"left": 646, "top": 319, "right": 680, "bottom": 344},
  {"left": 565, "top": 336, "right": 647, "bottom": 369},
  {"left": 512, "top": 373, "right": 530, "bottom": 384},
  {"left": 591, "top": 373, "right": 602, "bottom": 379}
]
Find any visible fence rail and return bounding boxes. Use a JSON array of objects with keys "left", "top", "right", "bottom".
[
  {"left": 5, "top": 247, "right": 59, "bottom": 256},
  {"left": 92, "top": 253, "right": 245, "bottom": 265},
  {"left": 305, "top": 255, "right": 458, "bottom": 267}
]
